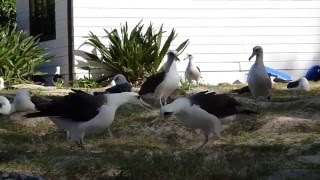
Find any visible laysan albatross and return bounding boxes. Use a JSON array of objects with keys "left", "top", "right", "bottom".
[
  {"left": 184, "top": 54, "right": 201, "bottom": 89},
  {"left": 95, "top": 74, "right": 132, "bottom": 95},
  {"left": 26, "top": 91, "right": 151, "bottom": 148},
  {"left": 52, "top": 66, "right": 64, "bottom": 85},
  {"left": 139, "top": 50, "right": 180, "bottom": 106},
  {"left": 10, "top": 88, "right": 36, "bottom": 113},
  {"left": 72, "top": 74, "right": 132, "bottom": 95},
  {"left": 287, "top": 77, "right": 310, "bottom": 92},
  {"left": 247, "top": 46, "right": 272, "bottom": 101},
  {"left": 160, "top": 91, "right": 256, "bottom": 149}
]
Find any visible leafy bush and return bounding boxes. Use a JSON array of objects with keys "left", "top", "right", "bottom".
[
  {"left": 82, "top": 21, "right": 189, "bottom": 84},
  {"left": 0, "top": 0, "right": 16, "bottom": 29},
  {"left": 0, "top": 26, "right": 53, "bottom": 85},
  {"left": 72, "top": 77, "right": 100, "bottom": 89}
]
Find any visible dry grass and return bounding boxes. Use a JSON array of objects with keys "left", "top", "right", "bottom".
[{"left": 0, "top": 83, "right": 320, "bottom": 179}]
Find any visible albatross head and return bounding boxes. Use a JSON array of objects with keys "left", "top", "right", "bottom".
[
  {"left": 249, "top": 46, "right": 263, "bottom": 61},
  {"left": 160, "top": 98, "right": 190, "bottom": 119},
  {"left": 55, "top": 66, "right": 61, "bottom": 74},
  {"left": 184, "top": 54, "right": 194, "bottom": 61},
  {"left": 167, "top": 50, "right": 180, "bottom": 62},
  {"left": 113, "top": 74, "right": 128, "bottom": 84},
  {"left": 0, "top": 96, "right": 11, "bottom": 115}
]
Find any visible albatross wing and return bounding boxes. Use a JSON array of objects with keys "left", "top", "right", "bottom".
[
  {"left": 139, "top": 71, "right": 166, "bottom": 95},
  {"left": 27, "top": 92, "right": 104, "bottom": 122}
]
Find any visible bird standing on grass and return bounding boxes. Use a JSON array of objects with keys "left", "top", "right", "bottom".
[
  {"left": 25, "top": 91, "right": 151, "bottom": 149},
  {"left": 247, "top": 46, "right": 272, "bottom": 103},
  {"left": 184, "top": 54, "right": 201, "bottom": 90},
  {"left": 139, "top": 50, "right": 180, "bottom": 107},
  {"left": 160, "top": 91, "right": 256, "bottom": 149}
]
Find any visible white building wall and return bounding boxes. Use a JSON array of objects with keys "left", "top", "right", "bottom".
[
  {"left": 16, "top": 0, "right": 69, "bottom": 84},
  {"left": 73, "top": 0, "right": 320, "bottom": 84}
]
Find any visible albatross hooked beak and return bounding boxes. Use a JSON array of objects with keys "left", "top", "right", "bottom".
[
  {"left": 249, "top": 52, "right": 256, "bottom": 61},
  {"left": 137, "top": 97, "right": 152, "bottom": 109}
]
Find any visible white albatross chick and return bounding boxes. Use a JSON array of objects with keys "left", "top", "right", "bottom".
[
  {"left": 248, "top": 46, "right": 272, "bottom": 102},
  {"left": 0, "top": 77, "right": 5, "bottom": 90},
  {"left": 160, "top": 98, "right": 221, "bottom": 149},
  {"left": 287, "top": 77, "right": 310, "bottom": 92},
  {"left": 25, "top": 91, "right": 151, "bottom": 149},
  {"left": 10, "top": 88, "right": 36, "bottom": 113},
  {"left": 184, "top": 54, "right": 201, "bottom": 89},
  {"left": 0, "top": 96, "right": 11, "bottom": 115}
]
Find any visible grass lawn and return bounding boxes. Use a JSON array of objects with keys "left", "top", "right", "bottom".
[{"left": 0, "top": 83, "right": 320, "bottom": 179}]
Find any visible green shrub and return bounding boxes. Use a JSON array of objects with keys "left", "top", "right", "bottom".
[
  {"left": 0, "top": 0, "right": 16, "bottom": 29},
  {"left": 72, "top": 77, "right": 100, "bottom": 89},
  {"left": 82, "top": 21, "right": 189, "bottom": 84},
  {"left": 0, "top": 26, "right": 53, "bottom": 85}
]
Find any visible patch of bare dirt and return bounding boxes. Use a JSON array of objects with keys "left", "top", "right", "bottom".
[
  {"left": 258, "top": 116, "right": 314, "bottom": 133},
  {"left": 10, "top": 111, "right": 53, "bottom": 128}
]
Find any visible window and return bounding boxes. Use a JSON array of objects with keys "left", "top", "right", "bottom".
[{"left": 29, "top": 0, "right": 56, "bottom": 42}]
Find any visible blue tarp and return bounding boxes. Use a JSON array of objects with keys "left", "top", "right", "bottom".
[{"left": 265, "top": 66, "right": 292, "bottom": 81}]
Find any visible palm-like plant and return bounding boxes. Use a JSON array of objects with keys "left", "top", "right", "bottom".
[
  {"left": 82, "top": 21, "right": 189, "bottom": 84},
  {"left": 0, "top": 26, "right": 53, "bottom": 85}
]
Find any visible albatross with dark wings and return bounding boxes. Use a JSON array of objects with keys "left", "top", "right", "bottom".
[
  {"left": 139, "top": 50, "right": 180, "bottom": 106},
  {"left": 26, "top": 91, "right": 151, "bottom": 148},
  {"left": 160, "top": 91, "right": 256, "bottom": 149}
]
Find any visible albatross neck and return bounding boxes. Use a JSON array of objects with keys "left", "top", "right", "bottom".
[
  {"left": 165, "top": 58, "right": 177, "bottom": 73},
  {"left": 105, "top": 93, "right": 131, "bottom": 108},
  {"left": 255, "top": 52, "right": 265, "bottom": 67}
]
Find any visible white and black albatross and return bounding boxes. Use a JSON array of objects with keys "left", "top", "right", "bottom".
[
  {"left": 287, "top": 77, "right": 310, "bottom": 92},
  {"left": 71, "top": 74, "right": 132, "bottom": 95},
  {"left": 139, "top": 50, "right": 180, "bottom": 107},
  {"left": 25, "top": 91, "right": 151, "bottom": 148},
  {"left": 247, "top": 46, "right": 272, "bottom": 103},
  {"left": 184, "top": 54, "right": 201, "bottom": 89},
  {"left": 160, "top": 91, "right": 256, "bottom": 149},
  {"left": 52, "top": 66, "right": 64, "bottom": 85}
]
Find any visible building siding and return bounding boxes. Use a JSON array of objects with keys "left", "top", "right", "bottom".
[
  {"left": 16, "top": 0, "right": 69, "bottom": 84},
  {"left": 74, "top": 0, "right": 320, "bottom": 84}
]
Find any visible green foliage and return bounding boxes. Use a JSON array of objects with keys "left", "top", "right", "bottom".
[
  {"left": 82, "top": 21, "right": 189, "bottom": 84},
  {"left": 0, "top": 0, "right": 16, "bottom": 29},
  {"left": 72, "top": 77, "right": 100, "bottom": 89},
  {"left": 0, "top": 26, "right": 53, "bottom": 85}
]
